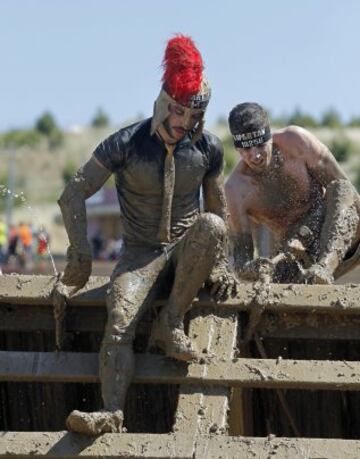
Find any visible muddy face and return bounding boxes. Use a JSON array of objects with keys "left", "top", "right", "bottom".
[
  {"left": 162, "top": 103, "right": 204, "bottom": 144},
  {"left": 236, "top": 139, "right": 273, "bottom": 173}
]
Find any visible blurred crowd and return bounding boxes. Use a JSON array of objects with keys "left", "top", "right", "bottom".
[
  {"left": 0, "top": 219, "right": 124, "bottom": 275},
  {"left": 90, "top": 230, "right": 123, "bottom": 261},
  {"left": 0, "top": 219, "right": 50, "bottom": 274}
]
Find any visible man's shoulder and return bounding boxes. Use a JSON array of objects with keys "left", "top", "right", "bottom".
[
  {"left": 197, "top": 129, "right": 222, "bottom": 151},
  {"left": 273, "top": 125, "right": 314, "bottom": 153},
  {"left": 93, "top": 118, "right": 152, "bottom": 171},
  {"left": 109, "top": 118, "right": 151, "bottom": 145}
]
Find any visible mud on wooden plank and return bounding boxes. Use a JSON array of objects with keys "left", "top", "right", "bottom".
[
  {"left": 1, "top": 275, "right": 360, "bottom": 315},
  {"left": 1, "top": 351, "right": 360, "bottom": 390},
  {"left": 173, "top": 307, "right": 238, "bottom": 434},
  {"left": 1, "top": 432, "right": 360, "bottom": 458}
]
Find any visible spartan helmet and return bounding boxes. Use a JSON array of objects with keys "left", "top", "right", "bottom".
[{"left": 151, "top": 35, "right": 211, "bottom": 143}]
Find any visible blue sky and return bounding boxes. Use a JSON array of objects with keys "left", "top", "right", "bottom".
[{"left": 1, "top": 0, "right": 359, "bottom": 131}]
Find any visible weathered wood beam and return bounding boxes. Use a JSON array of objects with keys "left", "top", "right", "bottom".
[
  {"left": 196, "top": 435, "right": 360, "bottom": 459},
  {"left": 1, "top": 432, "right": 360, "bottom": 458},
  {"left": 0, "top": 432, "right": 195, "bottom": 459},
  {"left": 0, "top": 275, "right": 108, "bottom": 306},
  {"left": 1, "top": 275, "right": 360, "bottom": 314},
  {"left": 3, "top": 302, "right": 360, "bottom": 341},
  {"left": 0, "top": 304, "right": 106, "bottom": 332},
  {"left": 174, "top": 307, "right": 238, "bottom": 434},
  {"left": 1, "top": 351, "right": 360, "bottom": 390},
  {"left": 259, "top": 313, "right": 360, "bottom": 340}
]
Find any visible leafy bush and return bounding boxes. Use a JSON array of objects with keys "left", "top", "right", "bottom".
[
  {"left": 35, "top": 111, "right": 64, "bottom": 149},
  {"left": 0, "top": 129, "right": 42, "bottom": 149},
  {"left": 321, "top": 108, "right": 342, "bottom": 128},
  {"left": 348, "top": 116, "right": 360, "bottom": 127},
  {"left": 91, "top": 107, "right": 110, "bottom": 128},
  {"left": 35, "top": 112, "right": 58, "bottom": 135},
  {"left": 48, "top": 129, "right": 64, "bottom": 150},
  {"left": 287, "top": 108, "right": 318, "bottom": 128},
  {"left": 329, "top": 136, "right": 352, "bottom": 162},
  {"left": 62, "top": 160, "right": 78, "bottom": 184}
]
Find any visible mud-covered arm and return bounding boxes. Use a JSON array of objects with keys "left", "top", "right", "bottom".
[
  {"left": 202, "top": 137, "right": 229, "bottom": 222},
  {"left": 225, "top": 176, "right": 254, "bottom": 273},
  {"left": 230, "top": 219, "right": 271, "bottom": 282},
  {"left": 202, "top": 174, "right": 238, "bottom": 300},
  {"left": 285, "top": 126, "right": 360, "bottom": 213},
  {"left": 203, "top": 141, "right": 238, "bottom": 299},
  {"left": 203, "top": 173, "right": 229, "bottom": 222},
  {"left": 58, "top": 156, "right": 111, "bottom": 288}
]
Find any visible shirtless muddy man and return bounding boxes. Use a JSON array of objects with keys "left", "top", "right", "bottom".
[{"left": 226, "top": 102, "right": 360, "bottom": 284}]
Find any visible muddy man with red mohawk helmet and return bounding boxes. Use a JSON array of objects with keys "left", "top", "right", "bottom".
[{"left": 59, "top": 35, "right": 237, "bottom": 434}]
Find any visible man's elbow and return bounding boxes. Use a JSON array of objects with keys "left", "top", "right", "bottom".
[{"left": 58, "top": 178, "right": 84, "bottom": 209}]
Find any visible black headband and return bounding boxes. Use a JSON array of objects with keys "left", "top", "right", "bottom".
[
  {"left": 188, "top": 89, "right": 211, "bottom": 109},
  {"left": 233, "top": 126, "right": 271, "bottom": 148}
]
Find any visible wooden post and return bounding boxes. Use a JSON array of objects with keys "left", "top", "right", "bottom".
[{"left": 173, "top": 306, "right": 238, "bottom": 434}]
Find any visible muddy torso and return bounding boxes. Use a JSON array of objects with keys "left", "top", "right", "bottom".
[
  {"left": 93, "top": 119, "right": 223, "bottom": 246},
  {"left": 245, "top": 148, "right": 324, "bottom": 235}
]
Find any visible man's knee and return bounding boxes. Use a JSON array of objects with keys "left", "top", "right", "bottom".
[
  {"left": 104, "top": 289, "right": 137, "bottom": 345},
  {"left": 196, "top": 212, "right": 227, "bottom": 242}
]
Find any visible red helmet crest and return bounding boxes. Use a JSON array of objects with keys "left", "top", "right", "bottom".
[{"left": 162, "top": 34, "right": 203, "bottom": 106}]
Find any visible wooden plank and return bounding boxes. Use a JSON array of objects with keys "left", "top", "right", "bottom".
[
  {"left": 0, "top": 275, "right": 109, "bottom": 306},
  {"left": 220, "top": 282, "right": 360, "bottom": 314},
  {"left": 0, "top": 432, "right": 195, "bottom": 459},
  {"left": 173, "top": 307, "right": 238, "bottom": 434},
  {"left": 259, "top": 313, "right": 360, "bottom": 340},
  {"left": 0, "top": 304, "right": 106, "bottom": 332},
  {"left": 195, "top": 435, "right": 360, "bottom": 459},
  {"left": 1, "top": 351, "right": 360, "bottom": 390},
  {"left": 1, "top": 432, "right": 360, "bottom": 458},
  {"left": 4, "top": 301, "right": 360, "bottom": 340},
  {"left": 2, "top": 275, "right": 360, "bottom": 315}
]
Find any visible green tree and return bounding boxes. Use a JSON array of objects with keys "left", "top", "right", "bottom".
[
  {"left": 270, "top": 113, "right": 287, "bottom": 127},
  {"left": 35, "top": 111, "right": 64, "bottom": 149},
  {"left": 62, "top": 160, "right": 78, "bottom": 184},
  {"left": 329, "top": 136, "right": 352, "bottom": 163},
  {"left": 287, "top": 108, "right": 318, "bottom": 128},
  {"left": 321, "top": 108, "right": 342, "bottom": 128},
  {"left": 348, "top": 116, "right": 360, "bottom": 127},
  {"left": 35, "top": 111, "right": 58, "bottom": 135},
  {"left": 91, "top": 107, "right": 110, "bottom": 128}
]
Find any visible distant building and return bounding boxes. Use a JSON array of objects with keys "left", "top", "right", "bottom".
[{"left": 86, "top": 188, "right": 122, "bottom": 240}]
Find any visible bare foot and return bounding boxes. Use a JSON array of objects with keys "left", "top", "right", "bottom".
[
  {"left": 150, "top": 317, "right": 198, "bottom": 362},
  {"left": 66, "top": 409, "right": 123, "bottom": 435}
]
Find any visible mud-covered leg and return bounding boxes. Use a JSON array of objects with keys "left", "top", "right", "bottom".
[
  {"left": 306, "top": 179, "right": 360, "bottom": 284},
  {"left": 66, "top": 248, "right": 167, "bottom": 435},
  {"left": 154, "top": 213, "right": 228, "bottom": 361}
]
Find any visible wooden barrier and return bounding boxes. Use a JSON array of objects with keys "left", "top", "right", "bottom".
[
  {"left": 1, "top": 274, "right": 360, "bottom": 455},
  {"left": 1, "top": 432, "right": 360, "bottom": 458}
]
